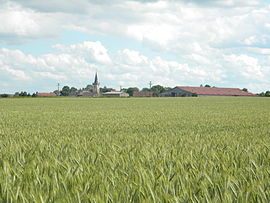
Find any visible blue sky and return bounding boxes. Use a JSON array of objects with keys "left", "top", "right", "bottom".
[{"left": 0, "top": 0, "right": 270, "bottom": 94}]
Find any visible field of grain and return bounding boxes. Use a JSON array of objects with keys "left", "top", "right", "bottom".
[{"left": 0, "top": 97, "right": 269, "bottom": 202}]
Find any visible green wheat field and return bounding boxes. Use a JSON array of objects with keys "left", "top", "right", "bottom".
[{"left": 0, "top": 97, "right": 269, "bottom": 202}]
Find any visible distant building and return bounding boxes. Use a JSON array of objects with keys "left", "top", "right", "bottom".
[
  {"left": 133, "top": 91, "right": 153, "bottom": 97},
  {"left": 76, "top": 91, "right": 95, "bottom": 97},
  {"left": 36, "top": 93, "right": 57, "bottom": 97},
  {"left": 92, "top": 72, "right": 100, "bottom": 96},
  {"left": 160, "top": 86, "right": 257, "bottom": 97},
  {"left": 70, "top": 73, "right": 100, "bottom": 97},
  {"left": 102, "top": 91, "right": 129, "bottom": 97}
]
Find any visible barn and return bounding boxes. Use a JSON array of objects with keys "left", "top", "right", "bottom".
[{"left": 160, "top": 86, "right": 257, "bottom": 97}]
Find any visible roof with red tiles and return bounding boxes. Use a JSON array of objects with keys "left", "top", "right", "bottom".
[
  {"left": 176, "top": 86, "right": 257, "bottom": 96},
  {"left": 36, "top": 93, "right": 57, "bottom": 97}
]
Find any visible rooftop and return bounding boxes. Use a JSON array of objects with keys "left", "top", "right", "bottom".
[{"left": 176, "top": 86, "right": 257, "bottom": 96}]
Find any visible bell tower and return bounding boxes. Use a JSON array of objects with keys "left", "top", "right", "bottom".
[{"left": 92, "top": 72, "right": 100, "bottom": 96}]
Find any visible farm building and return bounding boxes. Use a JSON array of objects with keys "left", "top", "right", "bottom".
[
  {"left": 160, "top": 86, "right": 257, "bottom": 97},
  {"left": 36, "top": 93, "right": 57, "bottom": 97},
  {"left": 102, "top": 91, "right": 129, "bottom": 97}
]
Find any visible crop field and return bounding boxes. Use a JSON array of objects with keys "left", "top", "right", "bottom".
[{"left": 0, "top": 97, "right": 269, "bottom": 202}]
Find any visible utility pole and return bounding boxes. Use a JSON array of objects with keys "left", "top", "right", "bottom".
[
  {"left": 57, "top": 83, "right": 60, "bottom": 96},
  {"left": 149, "top": 81, "right": 152, "bottom": 89},
  {"left": 149, "top": 81, "right": 153, "bottom": 97}
]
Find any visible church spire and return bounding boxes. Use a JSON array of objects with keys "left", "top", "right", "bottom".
[
  {"left": 93, "top": 72, "right": 99, "bottom": 85},
  {"left": 92, "top": 72, "right": 100, "bottom": 96}
]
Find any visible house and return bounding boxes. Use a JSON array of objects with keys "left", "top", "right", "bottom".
[
  {"left": 160, "top": 86, "right": 257, "bottom": 97},
  {"left": 36, "top": 92, "right": 57, "bottom": 97},
  {"left": 133, "top": 91, "right": 153, "bottom": 97},
  {"left": 102, "top": 91, "right": 129, "bottom": 97}
]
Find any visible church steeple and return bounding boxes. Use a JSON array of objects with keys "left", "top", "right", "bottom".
[
  {"left": 92, "top": 72, "right": 100, "bottom": 96},
  {"left": 93, "top": 72, "right": 99, "bottom": 85}
]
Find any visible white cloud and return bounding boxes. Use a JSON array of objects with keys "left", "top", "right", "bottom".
[
  {"left": 0, "top": 64, "right": 31, "bottom": 80},
  {"left": 0, "top": 2, "right": 64, "bottom": 44},
  {"left": 116, "top": 49, "right": 148, "bottom": 65},
  {"left": 53, "top": 41, "right": 112, "bottom": 65},
  {"left": 1, "top": 0, "right": 269, "bottom": 49},
  {"left": 33, "top": 71, "right": 67, "bottom": 80},
  {"left": 224, "top": 54, "right": 269, "bottom": 82},
  {"left": 0, "top": 41, "right": 228, "bottom": 92},
  {"left": 246, "top": 47, "right": 270, "bottom": 55}
]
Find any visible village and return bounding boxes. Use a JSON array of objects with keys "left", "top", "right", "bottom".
[{"left": 3, "top": 72, "right": 268, "bottom": 98}]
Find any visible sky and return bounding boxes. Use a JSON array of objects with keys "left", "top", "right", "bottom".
[{"left": 0, "top": 0, "right": 270, "bottom": 94}]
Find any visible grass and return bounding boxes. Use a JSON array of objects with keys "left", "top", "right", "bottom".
[{"left": 0, "top": 97, "right": 269, "bottom": 202}]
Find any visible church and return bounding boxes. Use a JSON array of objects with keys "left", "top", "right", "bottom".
[
  {"left": 70, "top": 73, "right": 100, "bottom": 97},
  {"left": 92, "top": 72, "right": 100, "bottom": 96},
  {"left": 70, "top": 73, "right": 129, "bottom": 97}
]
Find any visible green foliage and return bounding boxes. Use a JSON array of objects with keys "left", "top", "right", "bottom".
[
  {"left": 259, "top": 91, "right": 270, "bottom": 97},
  {"left": 53, "top": 90, "right": 60, "bottom": 96},
  {"left": 0, "top": 94, "right": 9, "bottom": 98},
  {"left": 60, "top": 86, "right": 70, "bottom": 96},
  {"left": 70, "top": 87, "right": 77, "bottom": 93},
  {"left": 84, "top": 84, "right": 93, "bottom": 91},
  {"left": 126, "top": 87, "right": 139, "bottom": 96},
  {"left": 0, "top": 97, "right": 269, "bottom": 202},
  {"left": 100, "top": 86, "right": 115, "bottom": 93},
  {"left": 19, "top": 91, "right": 28, "bottom": 96},
  {"left": 14, "top": 91, "right": 32, "bottom": 97},
  {"left": 121, "top": 88, "right": 128, "bottom": 93},
  {"left": 141, "top": 87, "right": 150, "bottom": 92},
  {"left": 242, "top": 88, "right": 248, "bottom": 92},
  {"left": 151, "top": 85, "right": 165, "bottom": 96}
]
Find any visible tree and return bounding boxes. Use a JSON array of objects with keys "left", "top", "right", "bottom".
[
  {"left": 151, "top": 85, "right": 165, "bottom": 96},
  {"left": 141, "top": 88, "right": 150, "bottom": 92},
  {"left": 259, "top": 91, "right": 270, "bottom": 97},
  {"left": 127, "top": 87, "right": 139, "bottom": 96},
  {"left": 100, "top": 86, "right": 115, "bottom": 93},
  {"left": 84, "top": 84, "right": 93, "bottom": 92},
  {"left": 14, "top": 92, "right": 19, "bottom": 96},
  {"left": 19, "top": 91, "right": 28, "bottom": 96},
  {"left": 121, "top": 88, "right": 128, "bottom": 93},
  {"left": 61, "top": 86, "right": 70, "bottom": 96},
  {"left": 0, "top": 94, "right": 9, "bottom": 98},
  {"left": 164, "top": 87, "right": 172, "bottom": 91},
  {"left": 70, "top": 87, "right": 77, "bottom": 93},
  {"left": 205, "top": 84, "right": 211, "bottom": 87},
  {"left": 242, "top": 88, "right": 248, "bottom": 92},
  {"left": 53, "top": 90, "right": 60, "bottom": 96}
]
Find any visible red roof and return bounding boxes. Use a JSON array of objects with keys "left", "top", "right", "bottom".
[
  {"left": 37, "top": 93, "right": 57, "bottom": 97},
  {"left": 176, "top": 86, "right": 257, "bottom": 96}
]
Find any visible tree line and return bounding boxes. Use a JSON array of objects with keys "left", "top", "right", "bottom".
[{"left": 52, "top": 84, "right": 172, "bottom": 97}]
